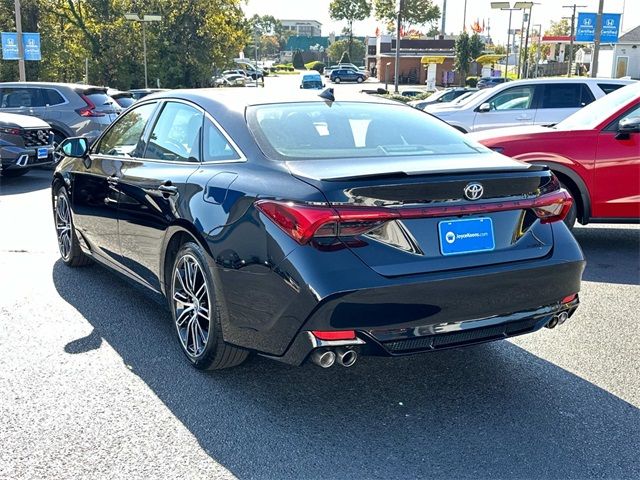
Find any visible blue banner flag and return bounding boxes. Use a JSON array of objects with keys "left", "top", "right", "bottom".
[
  {"left": 1, "top": 32, "right": 41, "bottom": 60},
  {"left": 575, "top": 12, "right": 621, "bottom": 43}
]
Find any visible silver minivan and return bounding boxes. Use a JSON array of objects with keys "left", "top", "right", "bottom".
[{"left": 425, "top": 78, "right": 634, "bottom": 133}]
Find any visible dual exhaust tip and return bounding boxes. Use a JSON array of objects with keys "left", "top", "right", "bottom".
[
  {"left": 546, "top": 311, "right": 569, "bottom": 329},
  {"left": 310, "top": 347, "right": 357, "bottom": 368}
]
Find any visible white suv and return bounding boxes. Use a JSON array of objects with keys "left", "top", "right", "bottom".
[{"left": 425, "top": 78, "right": 634, "bottom": 133}]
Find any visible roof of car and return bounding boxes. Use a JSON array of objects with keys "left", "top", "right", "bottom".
[{"left": 0, "top": 81, "right": 107, "bottom": 90}]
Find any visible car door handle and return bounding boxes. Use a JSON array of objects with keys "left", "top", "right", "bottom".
[
  {"left": 516, "top": 115, "right": 531, "bottom": 121},
  {"left": 107, "top": 175, "right": 119, "bottom": 186},
  {"left": 157, "top": 184, "right": 178, "bottom": 196}
]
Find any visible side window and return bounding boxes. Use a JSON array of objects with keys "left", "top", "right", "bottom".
[
  {"left": 43, "top": 89, "right": 65, "bottom": 106},
  {"left": 144, "top": 102, "right": 203, "bottom": 162},
  {"left": 540, "top": 84, "right": 588, "bottom": 109},
  {"left": 580, "top": 84, "right": 596, "bottom": 106},
  {"left": 604, "top": 104, "right": 640, "bottom": 132},
  {"left": 598, "top": 83, "right": 625, "bottom": 94},
  {"left": 203, "top": 119, "right": 240, "bottom": 161},
  {"left": 488, "top": 85, "right": 535, "bottom": 111},
  {"left": 0, "top": 87, "right": 45, "bottom": 108},
  {"left": 95, "top": 102, "right": 157, "bottom": 157}
]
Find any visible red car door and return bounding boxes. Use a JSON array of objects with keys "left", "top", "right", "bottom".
[{"left": 593, "top": 104, "right": 640, "bottom": 219}]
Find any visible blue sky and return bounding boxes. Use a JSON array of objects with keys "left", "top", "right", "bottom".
[{"left": 244, "top": 0, "right": 636, "bottom": 44}]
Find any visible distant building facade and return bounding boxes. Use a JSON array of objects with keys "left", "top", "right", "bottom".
[
  {"left": 597, "top": 25, "right": 640, "bottom": 79},
  {"left": 281, "top": 20, "right": 322, "bottom": 37}
]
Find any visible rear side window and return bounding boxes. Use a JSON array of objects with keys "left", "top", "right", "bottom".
[
  {"left": 598, "top": 83, "right": 625, "bottom": 94},
  {"left": 96, "top": 102, "right": 156, "bottom": 157},
  {"left": 540, "top": 83, "right": 594, "bottom": 109},
  {"left": 44, "top": 89, "right": 65, "bottom": 106},
  {"left": 0, "top": 87, "right": 46, "bottom": 108},
  {"left": 248, "top": 102, "right": 487, "bottom": 160},
  {"left": 203, "top": 119, "right": 240, "bottom": 161},
  {"left": 144, "top": 101, "right": 203, "bottom": 162}
]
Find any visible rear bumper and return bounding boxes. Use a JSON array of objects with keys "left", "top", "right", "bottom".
[{"left": 272, "top": 298, "right": 579, "bottom": 365}]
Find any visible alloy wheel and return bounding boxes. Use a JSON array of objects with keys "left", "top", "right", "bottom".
[
  {"left": 55, "top": 192, "right": 72, "bottom": 260},
  {"left": 172, "top": 254, "right": 211, "bottom": 358}
]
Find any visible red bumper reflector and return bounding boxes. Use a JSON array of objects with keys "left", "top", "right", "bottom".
[
  {"left": 561, "top": 294, "right": 578, "bottom": 304},
  {"left": 312, "top": 330, "right": 357, "bottom": 341}
]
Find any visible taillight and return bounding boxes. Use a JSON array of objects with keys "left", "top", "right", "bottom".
[
  {"left": 530, "top": 190, "right": 573, "bottom": 224},
  {"left": 312, "top": 330, "right": 356, "bottom": 341},
  {"left": 0, "top": 127, "right": 23, "bottom": 135},
  {"left": 255, "top": 189, "right": 573, "bottom": 245},
  {"left": 76, "top": 94, "right": 105, "bottom": 117}
]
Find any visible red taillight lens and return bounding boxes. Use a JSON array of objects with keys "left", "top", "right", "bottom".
[
  {"left": 561, "top": 293, "right": 577, "bottom": 304},
  {"left": 76, "top": 94, "right": 105, "bottom": 117},
  {"left": 531, "top": 189, "right": 573, "bottom": 224},
  {"left": 312, "top": 330, "right": 357, "bottom": 341},
  {"left": 256, "top": 189, "right": 573, "bottom": 245},
  {"left": 0, "top": 127, "right": 23, "bottom": 135}
]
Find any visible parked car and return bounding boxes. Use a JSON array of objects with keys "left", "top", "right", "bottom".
[
  {"left": 107, "top": 89, "right": 135, "bottom": 109},
  {"left": 409, "top": 87, "right": 478, "bottom": 110},
  {"left": 325, "top": 64, "right": 367, "bottom": 78},
  {"left": 330, "top": 69, "right": 367, "bottom": 83},
  {"left": 477, "top": 77, "right": 511, "bottom": 89},
  {"left": 300, "top": 73, "right": 324, "bottom": 90},
  {"left": 52, "top": 89, "right": 584, "bottom": 371},
  {"left": 128, "top": 89, "right": 168, "bottom": 100},
  {"left": 401, "top": 88, "right": 427, "bottom": 97},
  {"left": 470, "top": 81, "right": 640, "bottom": 228},
  {"left": 0, "top": 112, "right": 54, "bottom": 177},
  {"left": 426, "top": 78, "right": 634, "bottom": 133},
  {"left": 215, "top": 74, "right": 247, "bottom": 87},
  {"left": 0, "top": 82, "right": 120, "bottom": 148}
]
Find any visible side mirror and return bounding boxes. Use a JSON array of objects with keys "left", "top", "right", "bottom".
[
  {"left": 300, "top": 85, "right": 303, "bottom": 89},
  {"left": 59, "top": 137, "right": 88, "bottom": 158},
  {"left": 478, "top": 102, "right": 491, "bottom": 113},
  {"left": 616, "top": 116, "right": 640, "bottom": 140}
]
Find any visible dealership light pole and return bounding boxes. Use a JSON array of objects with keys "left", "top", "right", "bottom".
[
  {"left": 14, "top": 0, "right": 26, "bottom": 81},
  {"left": 125, "top": 13, "right": 162, "bottom": 89},
  {"left": 491, "top": 2, "right": 525, "bottom": 79},
  {"left": 563, "top": 4, "right": 587, "bottom": 77}
]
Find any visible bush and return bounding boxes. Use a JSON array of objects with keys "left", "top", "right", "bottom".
[
  {"left": 375, "top": 92, "right": 432, "bottom": 103},
  {"left": 465, "top": 76, "right": 479, "bottom": 87},
  {"left": 305, "top": 61, "right": 325, "bottom": 74},
  {"left": 292, "top": 50, "right": 305, "bottom": 69}
]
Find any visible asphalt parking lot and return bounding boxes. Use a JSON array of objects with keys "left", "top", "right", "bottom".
[{"left": 1, "top": 161, "right": 639, "bottom": 478}]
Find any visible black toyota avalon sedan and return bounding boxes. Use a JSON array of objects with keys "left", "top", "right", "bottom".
[{"left": 52, "top": 88, "right": 585, "bottom": 370}]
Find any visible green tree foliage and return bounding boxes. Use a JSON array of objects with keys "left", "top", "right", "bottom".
[
  {"left": 292, "top": 50, "right": 305, "bottom": 69},
  {"left": 329, "top": 0, "right": 371, "bottom": 60},
  {"left": 0, "top": 0, "right": 248, "bottom": 88},
  {"left": 545, "top": 18, "right": 571, "bottom": 36},
  {"left": 454, "top": 31, "right": 471, "bottom": 85},
  {"left": 327, "top": 38, "right": 365, "bottom": 64},
  {"left": 374, "top": 0, "right": 440, "bottom": 30}
]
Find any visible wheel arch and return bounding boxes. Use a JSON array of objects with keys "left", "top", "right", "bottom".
[{"left": 530, "top": 161, "right": 592, "bottom": 224}]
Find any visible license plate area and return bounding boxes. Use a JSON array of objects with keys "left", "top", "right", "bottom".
[
  {"left": 438, "top": 217, "right": 495, "bottom": 256},
  {"left": 37, "top": 147, "right": 48, "bottom": 159}
]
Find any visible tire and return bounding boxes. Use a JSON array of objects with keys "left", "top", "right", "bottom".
[
  {"left": 560, "top": 182, "right": 578, "bottom": 229},
  {"left": 169, "top": 242, "right": 248, "bottom": 370},
  {"left": 53, "top": 185, "right": 92, "bottom": 267},
  {"left": 356, "top": 76, "right": 364, "bottom": 83},
  {"left": 334, "top": 77, "right": 341, "bottom": 83},
  {"left": 1, "top": 167, "right": 31, "bottom": 177}
]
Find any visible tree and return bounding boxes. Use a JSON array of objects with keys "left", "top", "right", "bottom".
[
  {"left": 545, "top": 18, "right": 571, "bottom": 36},
  {"left": 374, "top": 0, "right": 440, "bottom": 31},
  {"left": 327, "top": 38, "right": 366, "bottom": 64},
  {"left": 455, "top": 31, "right": 471, "bottom": 85},
  {"left": 292, "top": 50, "right": 305, "bottom": 69},
  {"left": 329, "top": 0, "right": 371, "bottom": 60}
]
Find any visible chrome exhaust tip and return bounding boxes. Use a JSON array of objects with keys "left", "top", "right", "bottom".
[
  {"left": 556, "top": 311, "right": 569, "bottom": 326},
  {"left": 336, "top": 347, "right": 357, "bottom": 367},
  {"left": 545, "top": 316, "right": 559, "bottom": 329},
  {"left": 310, "top": 349, "right": 336, "bottom": 368}
]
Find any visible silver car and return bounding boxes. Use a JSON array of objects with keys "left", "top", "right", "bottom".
[
  {"left": 0, "top": 82, "right": 120, "bottom": 147},
  {"left": 425, "top": 78, "right": 634, "bottom": 133}
]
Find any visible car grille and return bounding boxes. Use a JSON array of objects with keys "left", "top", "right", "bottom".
[
  {"left": 383, "top": 317, "right": 540, "bottom": 353},
  {"left": 22, "top": 128, "right": 51, "bottom": 147}
]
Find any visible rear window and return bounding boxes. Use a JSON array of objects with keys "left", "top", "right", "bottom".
[
  {"left": 247, "top": 102, "right": 488, "bottom": 161},
  {"left": 85, "top": 92, "right": 115, "bottom": 109},
  {"left": 540, "top": 83, "right": 595, "bottom": 109},
  {"left": 598, "top": 83, "right": 625, "bottom": 94},
  {"left": 114, "top": 96, "right": 135, "bottom": 108}
]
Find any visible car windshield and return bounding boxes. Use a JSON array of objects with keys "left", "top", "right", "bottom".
[
  {"left": 302, "top": 80, "right": 323, "bottom": 89},
  {"left": 247, "top": 101, "right": 489, "bottom": 160},
  {"left": 556, "top": 82, "right": 640, "bottom": 130}
]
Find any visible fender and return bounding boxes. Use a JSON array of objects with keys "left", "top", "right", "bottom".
[{"left": 45, "top": 121, "right": 74, "bottom": 139}]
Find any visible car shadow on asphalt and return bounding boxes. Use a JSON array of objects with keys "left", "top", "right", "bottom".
[
  {"left": 573, "top": 226, "right": 640, "bottom": 286},
  {"left": 0, "top": 169, "right": 53, "bottom": 196},
  {"left": 52, "top": 260, "right": 639, "bottom": 479}
]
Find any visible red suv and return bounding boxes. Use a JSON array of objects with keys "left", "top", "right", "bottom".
[{"left": 471, "top": 82, "right": 640, "bottom": 228}]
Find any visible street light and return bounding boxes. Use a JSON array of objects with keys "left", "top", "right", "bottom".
[
  {"left": 125, "top": 13, "right": 162, "bottom": 89},
  {"left": 491, "top": 2, "right": 526, "bottom": 79}
]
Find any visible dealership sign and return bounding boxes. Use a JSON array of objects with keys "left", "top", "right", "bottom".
[
  {"left": 1, "top": 32, "right": 41, "bottom": 60},
  {"left": 575, "top": 13, "right": 621, "bottom": 43}
]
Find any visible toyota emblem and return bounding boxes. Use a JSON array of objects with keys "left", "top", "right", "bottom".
[{"left": 464, "top": 183, "right": 484, "bottom": 201}]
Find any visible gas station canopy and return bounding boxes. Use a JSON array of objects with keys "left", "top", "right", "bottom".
[{"left": 475, "top": 54, "right": 506, "bottom": 65}]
